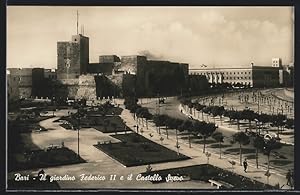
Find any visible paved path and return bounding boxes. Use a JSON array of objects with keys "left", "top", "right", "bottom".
[
  {"left": 7, "top": 104, "right": 293, "bottom": 190},
  {"left": 120, "top": 106, "right": 292, "bottom": 189},
  {"left": 142, "top": 97, "right": 294, "bottom": 173},
  {"left": 8, "top": 110, "right": 213, "bottom": 189}
]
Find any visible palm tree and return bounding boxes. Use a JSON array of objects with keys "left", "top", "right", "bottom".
[
  {"left": 232, "top": 132, "right": 250, "bottom": 165},
  {"left": 253, "top": 135, "right": 265, "bottom": 168},
  {"left": 212, "top": 132, "right": 224, "bottom": 159}
]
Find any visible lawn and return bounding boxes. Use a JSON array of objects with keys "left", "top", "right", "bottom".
[
  {"left": 8, "top": 147, "right": 85, "bottom": 171},
  {"left": 87, "top": 106, "right": 123, "bottom": 116},
  {"left": 140, "top": 164, "right": 276, "bottom": 190},
  {"left": 94, "top": 133, "right": 190, "bottom": 167},
  {"left": 61, "top": 115, "right": 132, "bottom": 133},
  {"left": 9, "top": 116, "right": 53, "bottom": 133}
]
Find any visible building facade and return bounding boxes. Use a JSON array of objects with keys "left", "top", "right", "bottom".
[
  {"left": 57, "top": 34, "right": 89, "bottom": 80},
  {"left": 189, "top": 64, "right": 280, "bottom": 88},
  {"left": 7, "top": 68, "right": 32, "bottom": 98},
  {"left": 7, "top": 70, "right": 20, "bottom": 102}
]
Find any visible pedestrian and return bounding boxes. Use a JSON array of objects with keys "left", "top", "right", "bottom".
[
  {"left": 243, "top": 158, "right": 248, "bottom": 172},
  {"left": 146, "top": 164, "right": 152, "bottom": 173},
  {"left": 286, "top": 169, "right": 292, "bottom": 186}
]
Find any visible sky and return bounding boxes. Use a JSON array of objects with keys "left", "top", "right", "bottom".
[{"left": 7, "top": 6, "right": 294, "bottom": 69}]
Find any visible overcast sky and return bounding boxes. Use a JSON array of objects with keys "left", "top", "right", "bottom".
[{"left": 7, "top": 6, "right": 294, "bottom": 69}]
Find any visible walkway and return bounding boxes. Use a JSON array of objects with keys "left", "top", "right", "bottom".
[{"left": 119, "top": 106, "right": 292, "bottom": 189}]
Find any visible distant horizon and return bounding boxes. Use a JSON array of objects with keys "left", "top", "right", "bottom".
[{"left": 7, "top": 6, "right": 294, "bottom": 69}]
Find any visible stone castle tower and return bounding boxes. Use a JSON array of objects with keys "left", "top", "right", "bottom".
[{"left": 57, "top": 34, "right": 89, "bottom": 80}]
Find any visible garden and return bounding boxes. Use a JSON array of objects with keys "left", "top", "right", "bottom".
[
  {"left": 9, "top": 146, "right": 86, "bottom": 172},
  {"left": 140, "top": 164, "right": 276, "bottom": 189},
  {"left": 94, "top": 133, "right": 190, "bottom": 167}
]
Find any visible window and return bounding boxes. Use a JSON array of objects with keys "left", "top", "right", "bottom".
[
  {"left": 237, "top": 77, "right": 239, "bottom": 79},
  {"left": 234, "top": 72, "right": 235, "bottom": 74}
]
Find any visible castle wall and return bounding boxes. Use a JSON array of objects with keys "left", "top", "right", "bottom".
[{"left": 76, "top": 75, "right": 97, "bottom": 100}]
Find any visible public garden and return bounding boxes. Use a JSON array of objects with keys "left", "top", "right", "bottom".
[{"left": 7, "top": 88, "right": 294, "bottom": 190}]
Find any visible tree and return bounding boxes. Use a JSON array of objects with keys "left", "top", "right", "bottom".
[
  {"left": 257, "top": 113, "right": 271, "bottom": 134},
  {"left": 195, "top": 104, "right": 206, "bottom": 121},
  {"left": 164, "top": 115, "right": 174, "bottom": 139},
  {"left": 263, "top": 137, "right": 282, "bottom": 172},
  {"left": 152, "top": 114, "right": 165, "bottom": 134},
  {"left": 178, "top": 120, "right": 193, "bottom": 148},
  {"left": 252, "top": 135, "right": 265, "bottom": 169},
  {"left": 211, "top": 106, "right": 225, "bottom": 125},
  {"left": 212, "top": 132, "right": 224, "bottom": 159},
  {"left": 198, "top": 122, "right": 217, "bottom": 153},
  {"left": 241, "top": 109, "right": 256, "bottom": 132},
  {"left": 271, "top": 114, "right": 287, "bottom": 138},
  {"left": 232, "top": 132, "right": 250, "bottom": 165},
  {"left": 170, "top": 118, "right": 184, "bottom": 147},
  {"left": 143, "top": 111, "right": 153, "bottom": 129},
  {"left": 202, "top": 106, "right": 211, "bottom": 122}
]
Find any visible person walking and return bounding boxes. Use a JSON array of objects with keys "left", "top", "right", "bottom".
[
  {"left": 243, "top": 158, "right": 248, "bottom": 172},
  {"left": 286, "top": 169, "right": 292, "bottom": 186},
  {"left": 146, "top": 164, "right": 152, "bottom": 173}
]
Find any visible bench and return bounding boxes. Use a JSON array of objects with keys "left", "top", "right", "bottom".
[{"left": 208, "top": 179, "right": 234, "bottom": 189}]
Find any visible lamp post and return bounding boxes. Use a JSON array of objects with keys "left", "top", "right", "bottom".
[
  {"left": 77, "top": 120, "right": 80, "bottom": 159},
  {"left": 76, "top": 105, "right": 85, "bottom": 160}
]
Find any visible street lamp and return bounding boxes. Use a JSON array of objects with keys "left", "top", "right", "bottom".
[{"left": 75, "top": 106, "right": 85, "bottom": 160}]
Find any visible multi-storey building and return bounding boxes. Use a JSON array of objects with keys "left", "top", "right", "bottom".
[{"left": 189, "top": 63, "right": 280, "bottom": 88}]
